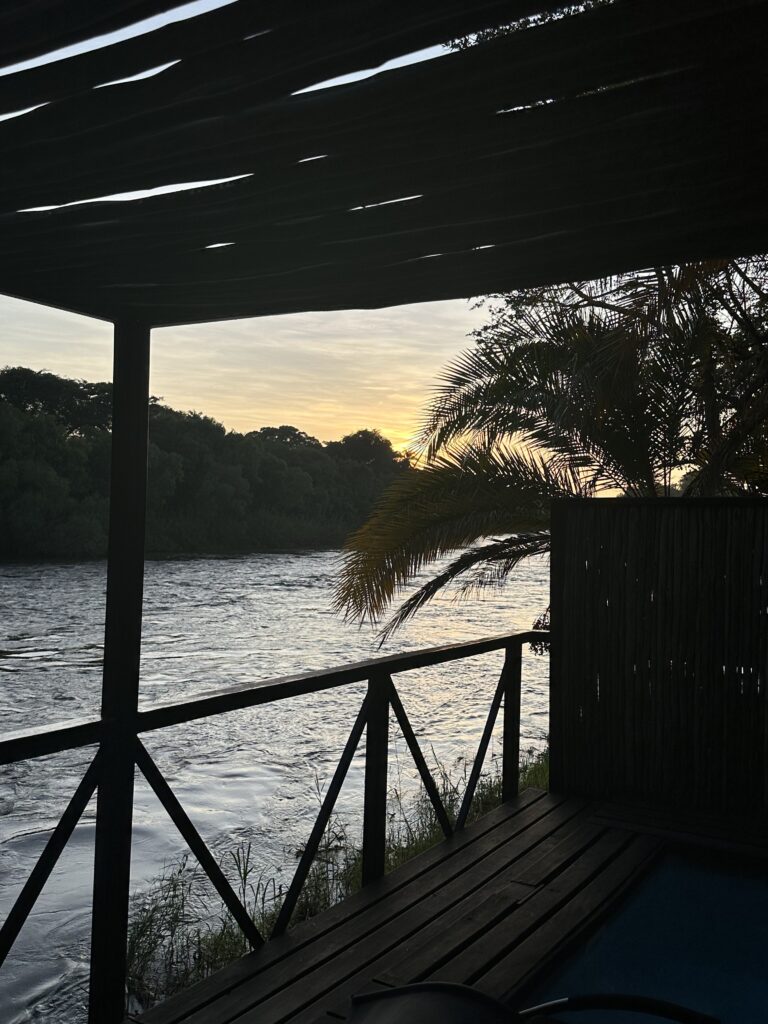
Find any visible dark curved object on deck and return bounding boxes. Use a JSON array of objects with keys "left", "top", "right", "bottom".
[
  {"left": 349, "top": 982, "right": 512, "bottom": 1024},
  {"left": 519, "top": 992, "right": 720, "bottom": 1023},
  {"left": 347, "top": 983, "right": 720, "bottom": 1024}
]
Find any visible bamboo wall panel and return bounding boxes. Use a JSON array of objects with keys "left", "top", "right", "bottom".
[{"left": 550, "top": 499, "right": 768, "bottom": 811}]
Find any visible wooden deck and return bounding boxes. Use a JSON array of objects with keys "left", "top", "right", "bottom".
[{"left": 127, "top": 789, "right": 768, "bottom": 1024}]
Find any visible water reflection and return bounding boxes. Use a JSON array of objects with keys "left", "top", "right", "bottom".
[{"left": 0, "top": 551, "right": 548, "bottom": 1022}]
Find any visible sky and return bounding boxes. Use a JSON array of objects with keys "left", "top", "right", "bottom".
[
  {"left": 0, "top": 2, "right": 485, "bottom": 451},
  {"left": 0, "top": 296, "right": 485, "bottom": 450}
]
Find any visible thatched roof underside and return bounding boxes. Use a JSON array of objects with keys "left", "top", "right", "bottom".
[{"left": 1, "top": 0, "right": 767, "bottom": 327}]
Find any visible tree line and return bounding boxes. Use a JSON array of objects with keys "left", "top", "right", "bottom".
[{"left": 0, "top": 366, "right": 409, "bottom": 560}]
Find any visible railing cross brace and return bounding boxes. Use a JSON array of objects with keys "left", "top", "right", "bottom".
[{"left": 0, "top": 622, "right": 538, "bottom": 1019}]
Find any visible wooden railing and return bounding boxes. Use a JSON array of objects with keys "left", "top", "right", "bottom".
[{"left": 0, "top": 628, "right": 545, "bottom": 1020}]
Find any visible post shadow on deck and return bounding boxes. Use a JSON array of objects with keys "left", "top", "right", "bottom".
[{"left": 88, "top": 321, "right": 151, "bottom": 1024}]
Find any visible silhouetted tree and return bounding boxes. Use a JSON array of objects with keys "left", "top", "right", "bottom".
[
  {"left": 335, "top": 259, "right": 768, "bottom": 640},
  {"left": 0, "top": 366, "right": 114, "bottom": 435},
  {"left": 0, "top": 369, "right": 409, "bottom": 559}
]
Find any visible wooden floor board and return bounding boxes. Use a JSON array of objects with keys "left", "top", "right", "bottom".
[
  {"left": 284, "top": 881, "right": 536, "bottom": 1024},
  {"left": 131, "top": 795, "right": 767, "bottom": 1024},
  {"left": 375, "top": 817, "right": 604, "bottom": 988},
  {"left": 476, "top": 833, "right": 661, "bottom": 1004},
  {"left": 590, "top": 801, "right": 768, "bottom": 857},
  {"left": 194, "top": 798, "right": 582, "bottom": 1024},
  {"left": 300, "top": 818, "right": 609, "bottom": 1024},
  {"left": 141, "top": 789, "right": 551, "bottom": 1024},
  {"left": 426, "top": 828, "right": 635, "bottom": 987}
]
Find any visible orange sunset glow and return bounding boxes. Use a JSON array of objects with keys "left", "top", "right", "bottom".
[{"left": 0, "top": 294, "right": 486, "bottom": 450}]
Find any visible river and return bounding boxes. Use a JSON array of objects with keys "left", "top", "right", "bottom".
[{"left": 0, "top": 551, "right": 549, "bottom": 1022}]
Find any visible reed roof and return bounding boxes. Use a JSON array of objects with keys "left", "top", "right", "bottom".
[{"left": 1, "top": 0, "right": 766, "bottom": 326}]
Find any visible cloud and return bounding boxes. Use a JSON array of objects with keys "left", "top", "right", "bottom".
[
  {"left": 0, "top": 295, "right": 486, "bottom": 448},
  {"left": 0, "top": 295, "right": 113, "bottom": 379}
]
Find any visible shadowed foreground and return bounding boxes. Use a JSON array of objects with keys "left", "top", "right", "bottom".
[{"left": 126, "top": 789, "right": 768, "bottom": 1024}]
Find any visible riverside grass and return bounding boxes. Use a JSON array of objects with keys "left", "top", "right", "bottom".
[{"left": 127, "top": 749, "right": 549, "bottom": 1011}]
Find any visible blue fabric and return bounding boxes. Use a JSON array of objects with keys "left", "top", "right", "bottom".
[{"left": 521, "top": 852, "right": 768, "bottom": 1023}]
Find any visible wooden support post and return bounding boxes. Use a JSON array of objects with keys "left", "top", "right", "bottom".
[
  {"left": 89, "top": 320, "right": 151, "bottom": 1024},
  {"left": 502, "top": 641, "right": 523, "bottom": 801},
  {"left": 361, "top": 674, "right": 389, "bottom": 885}
]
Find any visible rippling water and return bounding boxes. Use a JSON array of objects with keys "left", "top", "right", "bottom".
[{"left": 0, "top": 551, "right": 549, "bottom": 1022}]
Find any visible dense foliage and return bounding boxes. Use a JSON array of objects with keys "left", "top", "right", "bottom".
[
  {"left": 336, "top": 259, "right": 768, "bottom": 638},
  {"left": 0, "top": 367, "right": 409, "bottom": 560},
  {"left": 448, "top": 0, "right": 613, "bottom": 50}
]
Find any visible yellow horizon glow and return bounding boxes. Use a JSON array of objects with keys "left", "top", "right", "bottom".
[{"left": 0, "top": 295, "right": 487, "bottom": 451}]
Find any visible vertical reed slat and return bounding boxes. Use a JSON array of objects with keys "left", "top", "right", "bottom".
[
  {"left": 502, "top": 641, "right": 522, "bottom": 801},
  {"left": 553, "top": 498, "right": 768, "bottom": 811}
]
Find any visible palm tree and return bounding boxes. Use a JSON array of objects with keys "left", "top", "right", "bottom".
[{"left": 334, "top": 259, "right": 768, "bottom": 640}]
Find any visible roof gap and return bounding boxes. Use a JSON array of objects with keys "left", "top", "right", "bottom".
[
  {"left": 18, "top": 173, "right": 253, "bottom": 212},
  {"left": 294, "top": 44, "right": 443, "bottom": 95},
  {"left": 497, "top": 97, "right": 555, "bottom": 114},
  {"left": 407, "top": 243, "right": 496, "bottom": 263},
  {"left": 349, "top": 195, "right": 423, "bottom": 212},
  {"left": 95, "top": 61, "right": 181, "bottom": 88},
  {"left": 0, "top": 102, "right": 48, "bottom": 123},
  {"left": 0, "top": 0, "right": 238, "bottom": 77}
]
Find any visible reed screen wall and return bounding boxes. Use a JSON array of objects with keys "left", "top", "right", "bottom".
[{"left": 550, "top": 498, "right": 768, "bottom": 811}]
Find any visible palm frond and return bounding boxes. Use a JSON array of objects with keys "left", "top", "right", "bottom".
[
  {"left": 333, "top": 444, "right": 585, "bottom": 627},
  {"left": 377, "top": 532, "right": 550, "bottom": 643},
  {"left": 335, "top": 256, "right": 768, "bottom": 635}
]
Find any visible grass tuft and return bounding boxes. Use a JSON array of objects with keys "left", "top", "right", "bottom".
[{"left": 126, "top": 747, "right": 548, "bottom": 1011}]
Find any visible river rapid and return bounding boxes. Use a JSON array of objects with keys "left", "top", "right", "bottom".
[{"left": 0, "top": 551, "right": 549, "bottom": 1022}]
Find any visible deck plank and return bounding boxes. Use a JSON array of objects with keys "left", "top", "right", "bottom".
[
  {"left": 183, "top": 797, "right": 582, "bottom": 1024},
  {"left": 138, "top": 788, "right": 549, "bottom": 1024},
  {"left": 138, "top": 789, "right": 551, "bottom": 1024},
  {"left": 375, "top": 816, "right": 605, "bottom": 988},
  {"left": 590, "top": 801, "right": 768, "bottom": 857},
  {"left": 476, "top": 832, "right": 661, "bottom": 1004},
  {"left": 132, "top": 795, "right": 764, "bottom": 1024},
  {"left": 300, "top": 818, "right": 609, "bottom": 1024},
  {"left": 424, "top": 828, "right": 638, "bottom": 987}
]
